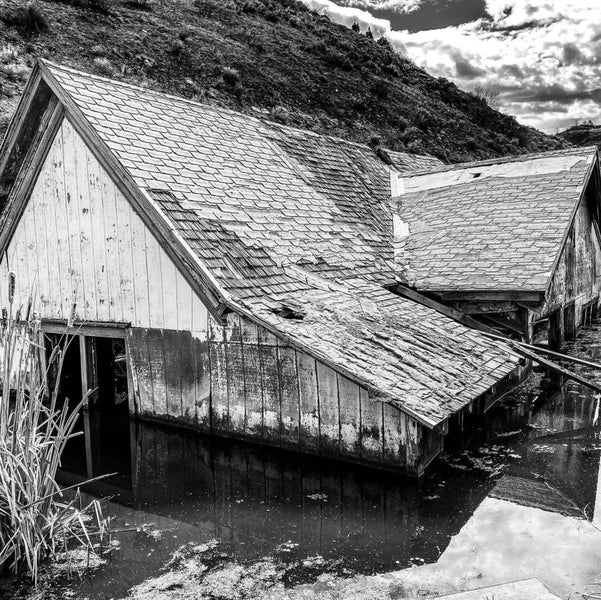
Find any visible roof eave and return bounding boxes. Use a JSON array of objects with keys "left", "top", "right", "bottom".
[{"left": 425, "top": 289, "right": 547, "bottom": 304}]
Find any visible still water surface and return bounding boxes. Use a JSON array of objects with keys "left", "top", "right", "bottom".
[{"left": 57, "top": 324, "right": 601, "bottom": 598}]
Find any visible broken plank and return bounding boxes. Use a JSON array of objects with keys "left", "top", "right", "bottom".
[{"left": 515, "top": 345, "right": 601, "bottom": 393}]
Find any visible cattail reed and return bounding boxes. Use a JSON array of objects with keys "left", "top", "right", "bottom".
[{"left": 0, "top": 289, "right": 109, "bottom": 583}]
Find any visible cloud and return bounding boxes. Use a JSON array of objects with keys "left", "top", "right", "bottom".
[
  {"left": 400, "top": 1, "right": 601, "bottom": 131},
  {"left": 301, "top": 0, "right": 407, "bottom": 52},
  {"left": 302, "top": 0, "right": 391, "bottom": 36},
  {"left": 453, "top": 52, "right": 486, "bottom": 79},
  {"left": 336, "top": 0, "right": 426, "bottom": 12}
]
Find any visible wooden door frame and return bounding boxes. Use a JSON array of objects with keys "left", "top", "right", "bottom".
[{"left": 40, "top": 320, "right": 136, "bottom": 416}]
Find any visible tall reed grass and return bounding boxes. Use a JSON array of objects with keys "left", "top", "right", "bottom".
[{"left": 0, "top": 280, "right": 109, "bottom": 583}]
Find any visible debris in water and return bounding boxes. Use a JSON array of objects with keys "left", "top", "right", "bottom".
[
  {"left": 52, "top": 548, "right": 107, "bottom": 575},
  {"left": 136, "top": 523, "right": 163, "bottom": 542},
  {"left": 276, "top": 541, "right": 299, "bottom": 554},
  {"left": 306, "top": 493, "right": 328, "bottom": 501},
  {"left": 495, "top": 430, "right": 523, "bottom": 438},
  {"left": 531, "top": 444, "right": 556, "bottom": 454}
]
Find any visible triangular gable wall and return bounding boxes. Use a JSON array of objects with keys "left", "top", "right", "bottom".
[{"left": 0, "top": 116, "right": 209, "bottom": 335}]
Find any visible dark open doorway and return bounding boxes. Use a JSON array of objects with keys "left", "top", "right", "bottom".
[
  {"left": 45, "top": 333, "right": 86, "bottom": 475},
  {"left": 44, "top": 330, "right": 132, "bottom": 495}
]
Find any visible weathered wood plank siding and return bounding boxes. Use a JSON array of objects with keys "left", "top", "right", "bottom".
[
  {"left": 202, "top": 313, "right": 424, "bottom": 473},
  {"left": 0, "top": 115, "right": 431, "bottom": 474},
  {"left": 0, "top": 117, "right": 210, "bottom": 333},
  {"left": 545, "top": 183, "right": 601, "bottom": 323}
]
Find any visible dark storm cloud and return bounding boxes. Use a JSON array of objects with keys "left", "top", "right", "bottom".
[
  {"left": 562, "top": 43, "right": 583, "bottom": 66},
  {"left": 506, "top": 84, "right": 601, "bottom": 105},
  {"left": 485, "top": 17, "right": 560, "bottom": 33},
  {"left": 453, "top": 53, "right": 486, "bottom": 78},
  {"left": 336, "top": 0, "right": 487, "bottom": 32}
]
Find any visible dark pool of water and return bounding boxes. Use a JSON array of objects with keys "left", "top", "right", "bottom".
[{"left": 14, "top": 324, "right": 601, "bottom": 599}]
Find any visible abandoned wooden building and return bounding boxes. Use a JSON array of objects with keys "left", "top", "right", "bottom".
[
  {"left": 0, "top": 61, "right": 530, "bottom": 476},
  {"left": 391, "top": 148, "right": 601, "bottom": 347}
]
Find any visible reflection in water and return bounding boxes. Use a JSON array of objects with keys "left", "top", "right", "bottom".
[
  {"left": 56, "top": 323, "right": 601, "bottom": 599},
  {"left": 128, "top": 422, "right": 490, "bottom": 572}
]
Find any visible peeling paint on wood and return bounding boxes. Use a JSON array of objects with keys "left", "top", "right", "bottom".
[
  {"left": 297, "top": 351, "right": 320, "bottom": 453},
  {"left": 360, "top": 389, "right": 383, "bottom": 465},
  {"left": 2, "top": 118, "right": 210, "bottom": 331},
  {"left": 337, "top": 374, "right": 361, "bottom": 458},
  {"left": 225, "top": 314, "right": 246, "bottom": 436},
  {"left": 240, "top": 319, "right": 263, "bottom": 439},
  {"left": 258, "top": 326, "right": 281, "bottom": 445},
  {"left": 193, "top": 334, "right": 211, "bottom": 430},
  {"left": 383, "top": 403, "right": 407, "bottom": 471},
  {"left": 277, "top": 341, "right": 300, "bottom": 449},
  {"left": 209, "top": 317, "right": 229, "bottom": 434},
  {"left": 316, "top": 362, "right": 340, "bottom": 458}
]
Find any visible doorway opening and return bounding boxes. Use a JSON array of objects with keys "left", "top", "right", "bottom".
[{"left": 44, "top": 329, "right": 132, "bottom": 493}]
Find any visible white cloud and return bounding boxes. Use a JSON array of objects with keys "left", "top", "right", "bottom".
[
  {"left": 337, "top": 0, "right": 426, "bottom": 12},
  {"left": 302, "top": 0, "right": 390, "bottom": 36},
  {"left": 399, "top": 1, "right": 601, "bottom": 131},
  {"left": 301, "top": 0, "right": 408, "bottom": 52}
]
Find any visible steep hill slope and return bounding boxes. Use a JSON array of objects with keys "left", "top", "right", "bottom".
[{"left": 0, "top": 0, "right": 566, "bottom": 162}]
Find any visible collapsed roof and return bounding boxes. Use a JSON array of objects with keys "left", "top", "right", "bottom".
[
  {"left": 392, "top": 147, "right": 599, "bottom": 294},
  {"left": 0, "top": 61, "right": 523, "bottom": 428}
]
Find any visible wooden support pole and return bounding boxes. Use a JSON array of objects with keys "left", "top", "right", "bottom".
[
  {"left": 481, "top": 330, "right": 601, "bottom": 373},
  {"left": 391, "top": 284, "right": 498, "bottom": 335},
  {"left": 509, "top": 345, "right": 601, "bottom": 394}
]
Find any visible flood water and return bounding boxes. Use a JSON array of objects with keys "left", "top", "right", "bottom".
[{"left": 23, "top": 324, "right": 601, "bottom": 598}]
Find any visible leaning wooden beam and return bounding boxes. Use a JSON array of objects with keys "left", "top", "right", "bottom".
[
  {"left": 481, "top": 330, "right": 601, "bottom": 372},
  {"left": 392, "top": 284, "right": 601, "bottom": 392},
  {"left": 391, "top": 284, "right": 499, "bottom": 335},
  {"left": 519, "top": 341, "right": 601, "bottom": 372},
  {"left": 508, "top": 345, "right": 601, "bottom": 394}
]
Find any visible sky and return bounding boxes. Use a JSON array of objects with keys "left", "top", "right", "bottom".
[{"left": 301, "top": 0, "right": 601, "bottom": 133}]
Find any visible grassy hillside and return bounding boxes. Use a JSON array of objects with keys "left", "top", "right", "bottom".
[
  {"left": 0, "top": 0, "right": 566, "bottom": 162},
  {"left": 557, "top": 124, "right": 601, "bottom": 150}
]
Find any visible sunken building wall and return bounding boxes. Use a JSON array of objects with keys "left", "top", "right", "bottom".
[
  {"left": 0, "top": 114, "right": 442, "bottom": 476},
  {"left": 541, "top": 179, "right": 601, "bottom": 345}
]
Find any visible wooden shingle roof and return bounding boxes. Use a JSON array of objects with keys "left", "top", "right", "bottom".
[
  {"left": 31, "top": 61, "right": 523, "bottom": 427},
  {"left": 393, "top": 147, "right": 598, "bottom": 293}
]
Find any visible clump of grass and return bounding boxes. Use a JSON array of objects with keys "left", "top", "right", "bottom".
[
  {"left": 221, "top": 66, "right": 240, "bottom": 86},
  {"left": 0, "top": 3, "right": 50, "bottom": 33},
  {"left": 92, "top": 57, "right": 115, "bottom": 77},
  {"left": 0, "top": 280, "right": 109, "bottom": 583}
]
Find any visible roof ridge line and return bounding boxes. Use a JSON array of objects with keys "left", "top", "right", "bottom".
[
  {"left": 400, "top": 145, "right": 598, "bottom": 179},
  {"left": 40, "top": 59, "right": 424, "bottom": 161}
]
